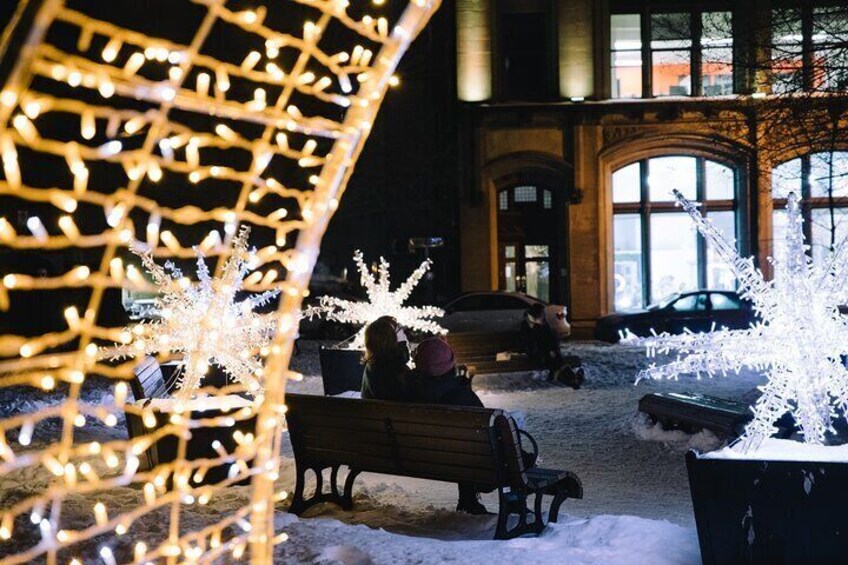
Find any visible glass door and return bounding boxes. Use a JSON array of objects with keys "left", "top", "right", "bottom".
[{"left": 500, "top": 243, "right": 550, "bottom": 302}]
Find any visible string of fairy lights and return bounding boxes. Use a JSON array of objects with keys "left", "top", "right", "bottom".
[{"left": 0, "top": 0, "right": 440, "bottom": 563}]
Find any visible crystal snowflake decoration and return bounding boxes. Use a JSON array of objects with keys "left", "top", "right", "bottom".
[
  {"left": 629, "top": 190, "right": 848, "bottom": 448},
  {"left": 305, "top": 250, "right": 446, "bottom": 348},
  {"left": 111, "top": 227, "right": 278, "bottom": 403}
]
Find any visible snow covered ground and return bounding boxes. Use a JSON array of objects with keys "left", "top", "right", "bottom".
[{"left": 0, "top": 341, "right": 768, "bottom": 563}]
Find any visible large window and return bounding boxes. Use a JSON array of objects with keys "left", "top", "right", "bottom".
[
  {"left": 611, "top": 9, "right": 733, "bottom": 98},
  {"left": 771, "top": 5, "right": 848, "bottom": 93},
  {"left": 613, "top": 156, "right": 738, "bottom": 311},
  {"left": 772, "top": 152, "right": 848, "bottom": 264}
]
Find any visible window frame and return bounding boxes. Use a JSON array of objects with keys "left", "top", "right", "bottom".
[
  {"left": 769, "top": 1, "right": 848, "bottom": 93},
  {"left": 771, "top": 151, "right": 848, "bottom": 260},
  {"left": 612, "top": 155, "right": 740, "bottom": 309},
  {"left": 609, "top": 4, "right": 735, "bottom": 98}
]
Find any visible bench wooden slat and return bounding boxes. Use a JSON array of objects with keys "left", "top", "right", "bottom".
[
  {"left": 303, "top": 442, "right": 499, "bottom": 470},
  {"left": 300, "top": 429, "right": 494, "bottom": 455},
  {"left": 131, "top": 356, "right": 168, "bottom": 401},
  {"left": 288, "top": 395, "right": 500, "bottom": 428},
  {"left": 639, "top": 392, "right": 752, "bottom": 437},
  {"left": 292, "top": 415, "right": 495, "bottom": 442},
  {"left": 445, "top": 331, "right": 544, "bottom": 376},
  {"left": 299, "top": 448, "right": 502, "bottom": 485}
]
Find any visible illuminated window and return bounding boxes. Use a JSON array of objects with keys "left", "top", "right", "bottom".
[
  {"left": 514, "top": 186, "right": 537, "bottom": 202},
  {"left": 772, "top": 152, "right": 848, "bottom": 264},
  {"left": 651, "top": 13, "right": 692, "bottom": 96},
  {"left": 611, "top": 14, "right": 642, "bottom": 98},
  {"left": 612, "top": 156, "right": 739, "bottom": 310},
  {"left": 610, "top": 9, "right": 733, "bottom": 98},
  {"left": 772, "top": 6, "right": 848, "bottom": 93},
  {"left": 701, "top": 11, "right": 734, "bottom": 95}
]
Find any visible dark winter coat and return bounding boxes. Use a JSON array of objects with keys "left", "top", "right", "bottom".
[
  {"left": 360, "top": 347, "right": 411, "bottom": 401},
  {"left": 522, "top": 317, "right": 561, "bottom": 370},
  {"left": 405, "top": 367, "right": 484, "bottom": 408}
]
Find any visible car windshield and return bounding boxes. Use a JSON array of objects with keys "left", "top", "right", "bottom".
[{"left": 646, "top": 293, "right": 680, "bottom": 311}]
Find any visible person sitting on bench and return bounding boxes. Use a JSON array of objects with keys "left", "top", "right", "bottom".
[
  {"left": 408, "top": 336, "right": 491, "bottom": 514},
  {"left": 407, "top": 336, "right": 482, "bottom": 408},
  {"left": 360, "top": 316, "right": 412, "bottom": 402}
]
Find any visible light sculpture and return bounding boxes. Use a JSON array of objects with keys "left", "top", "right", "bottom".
[
  {"left": 305, "top": 249, "right": 446, "bottom": 348},
  {"left": 0, "top": 0, "right": 440, "bottom": 562},
  {"left": 109, "top": 227, "right": 278, "bottom": 403},
  {"left": 630, "top": 190, "right": 848, "bottom": 449}
]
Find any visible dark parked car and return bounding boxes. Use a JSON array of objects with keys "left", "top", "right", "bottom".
[{"left": 594, "top": 290, "right": 756, "bottom": 343}]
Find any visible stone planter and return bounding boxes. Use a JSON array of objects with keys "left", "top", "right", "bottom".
[
  {"left": 686, "top": 448, "right": 848, "bottom": 564},
  {"left": 318, "top": 345, "right": 363, "bottom": 395}
]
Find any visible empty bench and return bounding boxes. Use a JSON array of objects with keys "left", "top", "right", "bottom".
[
  {"left": 638, "top": 392, "right": 753, "bottom": 438},
  {"left": 446, "top": 331, "right": 544, "bottom": 375},
  {"left": 124, "top": 357, "right": 256, "bottom": 484},
  {"left": 285, "top": 393, "right": 583, "bottom": 539}
]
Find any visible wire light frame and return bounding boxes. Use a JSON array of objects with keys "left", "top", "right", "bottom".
[{"left": 0, "top": 0, "right": 440, "bottom": 563}]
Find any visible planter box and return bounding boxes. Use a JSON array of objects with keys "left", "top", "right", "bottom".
[
  {"left": 687, "top": 449, "right": 848, "bottom": 564},
  {"left": 319, "top": 345, "right": 364, "bottom": 395}
]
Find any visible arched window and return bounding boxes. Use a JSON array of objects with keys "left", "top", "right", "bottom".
[
  {"left": 612, "top": 155, "right": 738, "bottom": 311},
  {"left": 772, "top": 151, "right": 848, "bottom": 264}
]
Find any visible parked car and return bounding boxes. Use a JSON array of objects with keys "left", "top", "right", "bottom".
[
  {"left": 439, "top": 291, "right": 571, "bottom": 338},
  {"left": 594, "top": 290, "right": 756, "bottom": 343}
]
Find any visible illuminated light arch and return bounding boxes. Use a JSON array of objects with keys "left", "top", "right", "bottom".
[{"left": 0, "top": 0, "right": 441, "bottom": 563}]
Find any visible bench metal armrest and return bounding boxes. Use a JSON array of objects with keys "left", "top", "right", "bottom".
[{"left": 517, "top": 428, "right": 538, "bottom": 461}]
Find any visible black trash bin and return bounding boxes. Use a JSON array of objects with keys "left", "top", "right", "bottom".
[{"left": 318, "top": 345, "right": 363, "bottom": 395}]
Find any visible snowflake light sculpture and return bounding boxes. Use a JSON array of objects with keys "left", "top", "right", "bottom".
[
  {"left": 307, "top": 250, "right": 446, "bottom": 347},
  {"left": 110, "top": 227, "right": 277, "bottom": 403},
  {"left": 630, "top": 189, "right": 848, "bottom": 448}
]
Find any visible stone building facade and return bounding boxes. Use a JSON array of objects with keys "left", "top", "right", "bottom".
[{"left": 456, "top": 0, "right": 848, "bottom": 337}]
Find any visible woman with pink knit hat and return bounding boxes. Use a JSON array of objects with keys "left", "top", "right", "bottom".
[
  {"left": 409, "top": 336, "right": 483, "bottom": 408},
  {"left": 406, "top": 336, "right": 488, "bottom": 513}
]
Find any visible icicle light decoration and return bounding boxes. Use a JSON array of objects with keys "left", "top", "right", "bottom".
[
  {"left": 629, "top": 190, "right": 848, "bottom": 450},
  {"left": 305, "top": 249, "right": 446, "bottom": 348},
  {"left": 0, "top": 0, "right": 440, "bottom": 563}
]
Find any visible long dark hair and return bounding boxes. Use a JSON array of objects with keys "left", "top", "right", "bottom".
[{"left": 363, "top": 316, "right": 401, "bottom": 368}]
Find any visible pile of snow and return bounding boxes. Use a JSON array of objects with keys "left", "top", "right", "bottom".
[
  {"left": 279, "top": 513, "right": 699, "bottom": 565},
  {"left": 705, "top": 437, "right": 848, "bottom": 462},
  {"left": 631, "top": 412, "right": 723, "bottom": 453}
]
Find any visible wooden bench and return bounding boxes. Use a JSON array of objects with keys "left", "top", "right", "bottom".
[
  {"left": 446, "top": 332, "right": 544, "bottom": 375},
  {"left": 125, "top": 357, "right": 172, "bottom": 471},
  {"left": 285, "top": 393, "right": 583, "bottom": 539},
  {"left": 125, "top": 357, "right": 256, "bottom": 484},
  {"left": 129, "top": 355, "right": 173, "bottom": 402},
  {"left": 639, "top": 392, "right": 753, "bottom": 438}
]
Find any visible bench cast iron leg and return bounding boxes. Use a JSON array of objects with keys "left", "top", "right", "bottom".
[
  {"left": 289, "top": 464, "right": 360, "bottom": 515},
  {"left": 549, "top": 472, "right": 583, "bottom": 523},
  {"left": 495, "top": 489, "right": 546, "bottom": 540}
]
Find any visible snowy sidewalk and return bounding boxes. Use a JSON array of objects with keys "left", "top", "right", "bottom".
[
  {"left": 0, "top": 341, "right": 765, "bottom": 563},
  {"left": 278, "top": 340, "right": 766, "bottom": 563}
]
